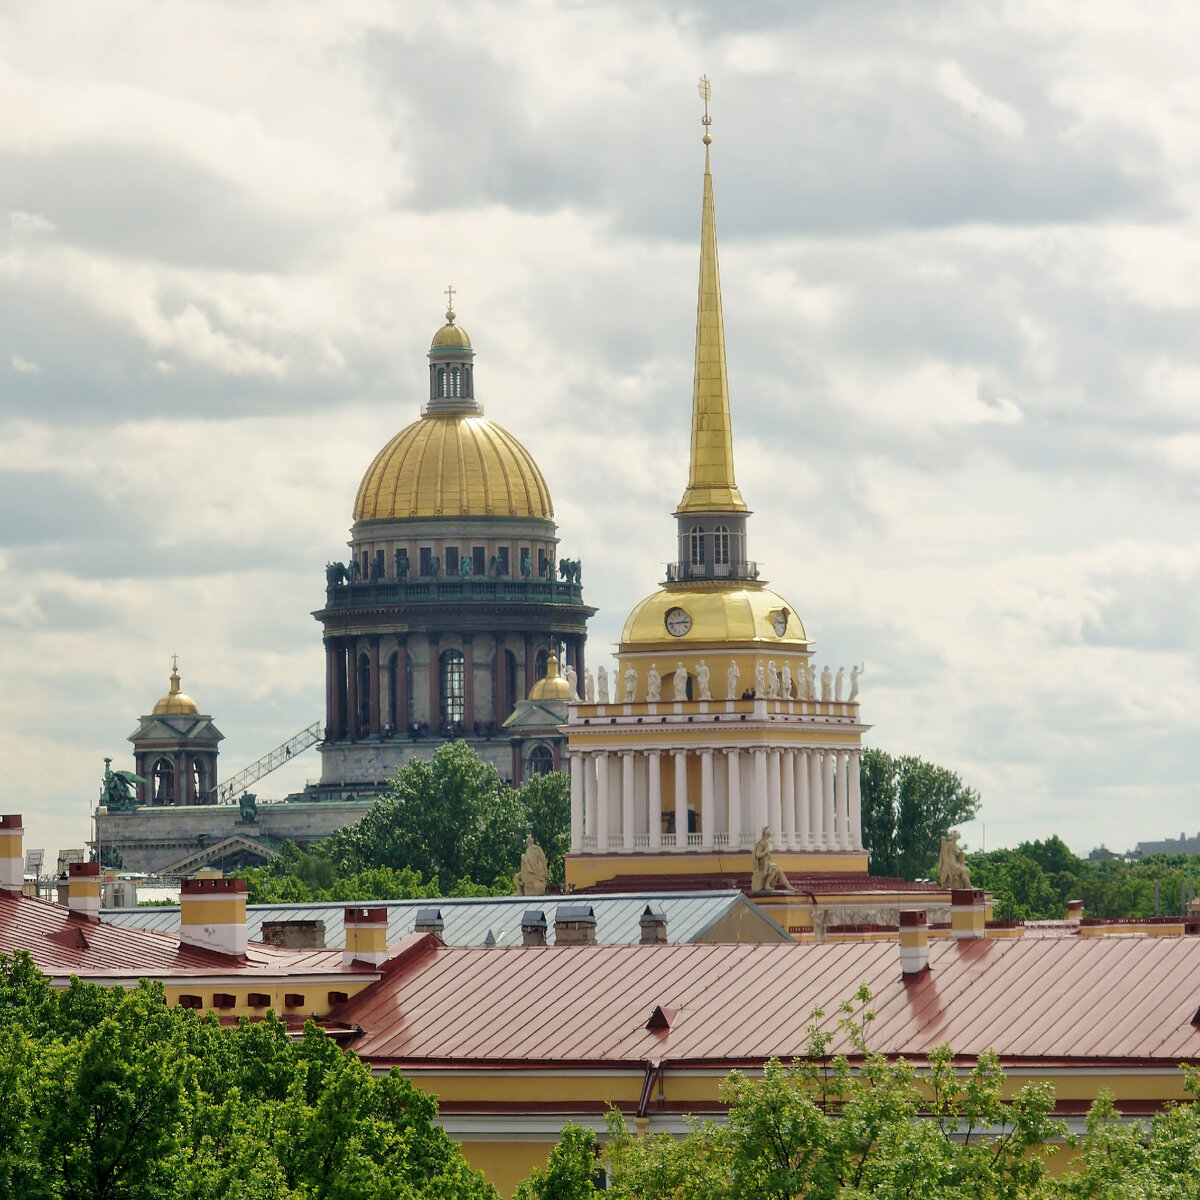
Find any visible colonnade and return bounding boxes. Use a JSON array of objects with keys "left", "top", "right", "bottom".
[{"left": 568, "top": 746, "right": 862, "bottom": 854}]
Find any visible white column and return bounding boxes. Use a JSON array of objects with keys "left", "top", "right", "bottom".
[
  {"left": 753, "top": 747, "right": 768, "bottom": 838},
  {"left": 700, "top": 749, "right": 714, "bottom": 848},
  {"left": 726, "top": 749, "right": 742, "bottom": 849},
  {"left": 835, "top": 751, "right": 849, "bottom": 850},
  {"left": 767, "top": 750, "right": 782, "bottom": 843},
  {"left": 648, "top": 751, "right": 662, "bottom": 850},
  {"left": 622, "top": 752, "right": 636, "bottom": 851},
  {"left": 849, "top": 750, "right": 863, "bottom": 851},
  {"left": 822, "top": 749, "right": 836, "bottom": 851},
  {"left": 673, "top": 750, "right": 689, "bottom": 849},
  {"left": 795, "top": 750, "right": 811, "bottom": 849},
  {"left": 596, "top": 752, "right": 610, "bottom": 850},
  {"left": 780, "top": 750, "right": 796, "bottom": 850},
  {"left": 583, "top": 753, "right": 596, "bottom": 841},
  {"left": 809, "top": 750, "right": 824, "bottom": 849},
  {"left": 569, "top": 753, "right": 584, "bottom": 851}
]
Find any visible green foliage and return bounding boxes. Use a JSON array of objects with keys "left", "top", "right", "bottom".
[
  {"left": 859, "top": 749, "right": 980, "bottom": 880},
  {"left": 514, "top": 1124, "right": 600, "bottom": 1200},
  {"left": 0, "top": 951, "right": 498, "bottom": 1200},
  {"left": 242, "top": 742, "right": 572, "bottom": 898}
]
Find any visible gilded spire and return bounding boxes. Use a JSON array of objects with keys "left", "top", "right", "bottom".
[{"left": 676, "top": 76, "right": 747, "bottom": 515}]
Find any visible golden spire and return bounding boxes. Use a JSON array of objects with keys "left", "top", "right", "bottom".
[{"left": 677, "top": 75, "right": 747, "bottom": 515}]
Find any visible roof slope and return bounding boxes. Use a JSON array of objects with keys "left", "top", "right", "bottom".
[
  {"left": 102, "top": 891, "right": 787, "bottom": 948},
  {"left": 337, "top": 936, "right": 1200, "bottom": 1068}
]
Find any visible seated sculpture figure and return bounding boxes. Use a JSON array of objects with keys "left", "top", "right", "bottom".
[
  {"left": 514, "top": 835, "right": 548, "bottom": 896},
  {"left": 752, "top": 827, "right": 795, "bottom": 892},
  {"left": 938, "top": 830, "right": 972, "bottom": 890}
]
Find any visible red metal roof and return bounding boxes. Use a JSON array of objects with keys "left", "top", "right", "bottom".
[
  {"left": 0, "top": 890, "right": 361, "bottom": 980},
  {"left": 337, "top": 936, "right": 1200, "bottom": 1068}
]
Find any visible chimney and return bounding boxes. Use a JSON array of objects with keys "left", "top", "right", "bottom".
[
  {"left": 899, "top": 909, "right": 929, "bottom": 975},
  {"left": 0, "top": 814, "right": 22, "bottom": 894},
  {"left": 260, "top": 919, "right": 326, "bottom": 949},
  {"left": 950, "top": 889, "right": 987, "bottom": 939},
  {"left": 1066, "top": 899, "right": 1083, "bottom": 921},
  {"left": 414, "top": 907, "right": 444, "bottom": 938},
  {"left": 555, "top": 903, "right": 597, "bottom": 946},
  {"left": 180, "top": 876, "right": 247, "bottom": 957},
  {"left": 522, "top": 909, "right": 548, "bottom": 947},
  {"left": 344, "top": 906, "right": 388, "bottom": 966},
  {"left": 68, "top": 861, "right": 101, "bottom": 921},
  {"left": 640, "top": 902, "right": 668, "bottom": 945}
]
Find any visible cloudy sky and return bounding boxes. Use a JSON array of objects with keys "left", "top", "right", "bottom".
[{"left": 3, "top": 0, "right": 1199, "bottom": 862}]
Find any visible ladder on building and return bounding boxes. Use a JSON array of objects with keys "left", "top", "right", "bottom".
[{"left": 208, "top": 722, "right": 321, "bottom": 803}]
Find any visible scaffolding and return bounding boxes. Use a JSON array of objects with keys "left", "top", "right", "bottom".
[{"left": 209, "top": 722, "right": 321, "bottom": 803}]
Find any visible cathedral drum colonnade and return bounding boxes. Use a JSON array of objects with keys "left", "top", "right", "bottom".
[{"left": 565, "top": 79, "right": 868, "bottom": 893}]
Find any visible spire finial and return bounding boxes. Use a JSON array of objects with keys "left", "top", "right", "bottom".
[
  {"left": 444, "top": 284, "right": 456, "bottom": 324},
  {"left": 171, "top": 652, "right": 179, "bottom": 673},
  {"left": 698, "top": 75, "right": 712, "bottom": 146}
]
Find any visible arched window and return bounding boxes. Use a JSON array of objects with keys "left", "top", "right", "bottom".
[
  {"left": 450, "top": 366, "right": 461, "bottom": 397},
  {"left": 437, "top": 366, "right": 447, "bottom": 397},
  {"left": 535, "top": 649, "right": 548, "bottom": 682},
  {"left": 528, "top": 744, "right": 554, "bottom": 775},
  {"left": 689, "top": 525, "right": 705, "bottom": 566},
  {"left": 152, "top": 758, "right": 174, "bottom": 805},
  {"left": 358, "top": 653, "right": 371, "bottom": 735},
  {"left": 440, "top": 649, "right": 465, "bottom": 727},
  {"left": 190, "top": 760, "right": 205, "bottom": 804},
  {"left": 462, "top": 366, "right": 471, "bottom": 396},
  {"left": 714, "top": 524, "right": 730, "bottom": 566}
]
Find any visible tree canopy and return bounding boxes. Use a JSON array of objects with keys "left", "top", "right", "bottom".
[
  {"left": 859, "top": 749, "right": 981, "bottom": 879},
  {"left": 240, "top": 742, "right": 570, "bottom": 901},
  {"left": 0, "top": 951, "right": 497, "bottom": 1200}
]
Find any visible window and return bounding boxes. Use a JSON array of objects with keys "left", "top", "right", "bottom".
[
  {"left": 358, "top": 653, "right": 370, "bottom": 735},
  {"left": 419, "top": 547, "right": 432, "bottom": 576},
  {"left": 437, "top": 366, "right": 446, "bottom": 397},
  {"left": 528, "top": 744, "right": 554, "bottom": 775},
  {"left": 152, "top": 758, "right": 174, "bottom": 805},
  {"left": 497, "top": 546, "right": 509, "bottom": 575},
  {"left": 440, "top": 650, "right": 465, "bottom": 727},
  {"left": 462, "top": 366, "right": 471, "bottom": 396},
  {"left": 689, "top": 525, "right": 705, "bottom": 566},
  {"left": 472, "top": 545, "right": 486, "bottom": 575},
  {"left": 535, "top": 649, "right": 548, "bottom": 682},
  {"left": 714, "top": 524, "right": 730, "bottom": 565},
  {"left": 445, "top": 546, "right": 459, "bottom": 575},
  {"left": 450, "top": 366, "right": 461, "bottom": 397}
]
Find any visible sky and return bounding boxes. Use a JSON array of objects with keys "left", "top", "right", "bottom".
[{"left": 2, "top": 0, "right": 1199, "bottom": 863}]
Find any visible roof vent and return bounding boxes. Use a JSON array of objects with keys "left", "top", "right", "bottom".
[
  {"left": 414, "top": 907, "right": 444, "bottom": 935},
  {"left": 640, "top": 903, "right": 668, "bottom": 945},
  {"left": 646, "top": 1004, "right": 679, "bottom": 1031},
  {"left": 522, "top": 909, "right": 548, "bottom": 947},
  {"left": 555, "top": 903, "right": 597, "bottom": 946},
  {"left": 483, "top": 929, "right": 497, "bottom": 947}
]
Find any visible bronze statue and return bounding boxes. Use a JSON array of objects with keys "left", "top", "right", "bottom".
[
  {"left": 514, "top": 835, "right": 548, "bottom": 896},
  {"left": 99, "top": 757, "right": 145, "bottom": 812},
  {"left": 238, "top": 792, "right": 258, "bottom": 824},
  {"left": 395, "top": 549, "right": 409, "bottom": 581},
  {"left": 752, "top": 827, "right": 795, "bottom": 892}
]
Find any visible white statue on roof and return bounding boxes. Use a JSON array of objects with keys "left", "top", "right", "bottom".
[{"left": 596, "top": 665, "right": 608, "bottom": 704}]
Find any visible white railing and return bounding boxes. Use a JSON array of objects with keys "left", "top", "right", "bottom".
[
  {"left": 661, "top": 833, "right": 676, "bottom": 849},
  {"left": 713, "top": 832, "right": 730, "bottom": 849},
  {"left": 687, "top": 833, "right": 703, "bottom": 847},
  {"left": 739, "top": 832, "right": 755, "bottom": 849},
  {"left": 608, "top": 835, "right": 624, "bottom": 849},
  {"left": 580, "top": 835, "right": 597, "bottom": 851},
  {"left": 633, "top": 834, "right": 650, "bottom": 848}
]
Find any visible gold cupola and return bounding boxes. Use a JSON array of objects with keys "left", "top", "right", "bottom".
[
  {"left": 151, "top": 663, "right": 200, "bottom": 716},
  {"left": 353, "top": 295, "right": 554, "bottom": 522},
  {"left": 528, "top": 652, "right": 571, "bottom": 701}
]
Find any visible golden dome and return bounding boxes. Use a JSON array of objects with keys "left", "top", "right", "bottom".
[
  {"left": 152, "top": 667, "right": 200, "bottom": 716},
  {"left": 620, "top": 584, "right": 808, "bottom": 649},
  {"left": 528, "top": 654, "right": 571, "bottom": 701},
  {"left": 354, "top": 413, "right": 554, "bottom": 521},
  {"left": 431, "top": 319, "right": 472, "bottom": 350}
]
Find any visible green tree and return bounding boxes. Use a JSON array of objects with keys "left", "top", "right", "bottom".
[
  {"left": 859, "top": 749, "right": 980, "bottom": 880},
  {"left": 514, "top": 1124, "right": 600, "bottom": 1200}
]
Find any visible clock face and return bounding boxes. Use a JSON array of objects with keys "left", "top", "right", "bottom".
[
  {"left": 665, "top": 607, "right": 692, "bottom": 637},
  {"left": 772, "top": 609, "right": 789, "bottom": 637}
]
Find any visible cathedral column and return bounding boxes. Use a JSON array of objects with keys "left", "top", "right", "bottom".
[
  {"left": 700, "top": 749, "right": 714, "bottom": 848},
  {"left": 524, "top": 634, "right": 536, "bottom": 702},
  {"left": 332, "top": 640, "right": 347, "bottom": 739},
  {"left": 462, "top": 633, "right": 475, "bottom": 728},
  {"left": 569, "top": 753, "right": 584, "bottom": 852},
  {"left": 493, "top": 632, "right": 507, "bottom": 722},
  {"left": 809, "top": 750, "right": 824, "bottom": 849},
  {"left": 822, "top": 749, "right": 836, "bottom": 850},
  {"left": 673, "top": 750, "right": 688, "bottom": 849},
  {"left": 767, "top": 750, "right": 782, "bottom": 843},
  {"left": 622, "top": 752, "right": 636, "bottom": 850},
  {"left": 849, "top": 750, "right": 863, "bottom": 850},
  {"left": 427, "top": 633, "right": 441, "bottom": 729},
  {"left": 796, "top": 750, "right": 811, "bottom": 849},
  {"left": 753, "top": 747, "right": 768, "bottom": 838},
  {"left": 647, "top": 751, "right": 662, "bottom": 849},
  {"left": 574, "top": 636, "right": 586, "bottom": 692},
  {"left": 595, "top": 753, "right": 610, "bottom": 850},
  {"left": 396, "top": 636, "right": 409, "bottom": 730},
  {"left": 726, "top": 749, "right": 742, "bottom": 849},
  {"left": 324, "top": 639, "right": 336, "bottom": 738},
  {"left": 781, "top": 750, "right": 796, "bottom": 850},
  {"left": 346, "top": 642, "right": 360, "bottom": 740},
  {"left": 368, "top": 637, "right": 381, "bottom": 736}
]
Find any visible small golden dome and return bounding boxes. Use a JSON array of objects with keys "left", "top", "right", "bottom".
[
  {"left": 620, "top": 584, "right": 808, "bottom": 649},
  {"left": 528, "top": 654, "right": 571, "bottom": 701},
  {"left": 431, "top": 314, "right": 471, "bottom": 350},
  {"left": 354, "top": 413, "right": 554, "bottom": 521},
  {"left": 152, "top": 667, "right": 200, "bottom": 716}
]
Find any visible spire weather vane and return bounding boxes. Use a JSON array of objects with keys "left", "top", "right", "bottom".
[
  {"left": 698, "top": 75, "right": 712, "bottom": 144},
  {"left": 444, "top": 283, "right": 456, "bottom": 319}
]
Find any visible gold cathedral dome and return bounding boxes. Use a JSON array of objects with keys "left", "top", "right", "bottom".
[
  {"left": 152, "top": 665, "right": 201, "bottom": 716},
  {"left": 621, "top": 585, "right": 808, "bottom": 650},
  {"left": 528, "top": 653, "right": 571, "bottom": 701},
  {"left": 353, "top": 304, "right": 554, "bottom": 521}
]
